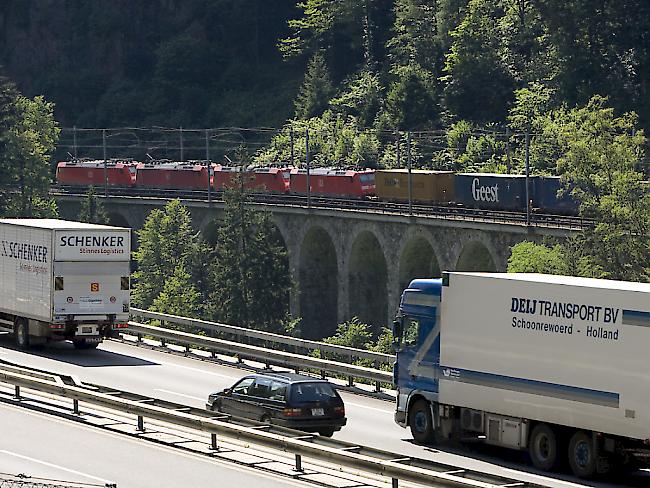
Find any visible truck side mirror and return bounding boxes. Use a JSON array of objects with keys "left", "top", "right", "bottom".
[{"left": 392, "top": 318, "right": 403, "bottom": 348}]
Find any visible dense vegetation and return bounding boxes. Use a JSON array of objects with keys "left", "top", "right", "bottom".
[
  {"left": 1, "top": 1, "right": 649, "bottom": 138},
  {"left": 0, "top": 0, "right": 649, "bottom": 336},
  {"left": 132, "top": 188, "right": 293, "bottom": 333}
]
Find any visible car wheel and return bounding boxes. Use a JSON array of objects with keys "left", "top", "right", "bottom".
[
  {"left": 318, "top": 429, "right": 335, "bottom": 437},
  {"left": 408, "top": 399, "right": 434, "bottom": 444},
  {"left": 529, "top": 424, "right": 559, "bottom": 471},
  {"left": 14, "top": 318, "right": 30, "bottom": 350},
  {"left": 568, "top": 431, "right": 597, "bottom": 478}
]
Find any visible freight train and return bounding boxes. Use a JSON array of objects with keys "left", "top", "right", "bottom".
[{"left": 55, "top": 159, "right": 580, "bottom": 215}]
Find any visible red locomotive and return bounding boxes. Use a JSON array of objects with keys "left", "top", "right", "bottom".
[
  {"left": 56, "top": 160, "right": 136, "bottom": 187},
  {"left": 289, "top": 168, "right": 375, "bottom": 198},
  {"left": 214, "top": 166, "right": 290, "bottom": 193},
  {"left": 135, "top": 161, "right": 212, "bottom": 190}
]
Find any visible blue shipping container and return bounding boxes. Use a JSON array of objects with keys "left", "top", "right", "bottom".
[
  {"left": 454, "top": 173, "right": 531, "bottom": 211},
  {"left": 533, "top": 176, "right": 579, "bottom": 215}
]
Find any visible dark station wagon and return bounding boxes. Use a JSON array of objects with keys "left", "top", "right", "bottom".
[{"left": 206, "top": 372, "right": 347, "bottom": 437}]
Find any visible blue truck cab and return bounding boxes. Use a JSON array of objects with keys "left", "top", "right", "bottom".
[{"left": 393, "top": 278, "right": 442, "bottom": 435}]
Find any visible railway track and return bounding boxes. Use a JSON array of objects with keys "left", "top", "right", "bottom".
[{"left": 51, "top": 185, "right": 590, "bottom": 230}]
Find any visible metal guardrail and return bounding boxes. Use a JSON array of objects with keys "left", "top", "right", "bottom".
[
  {"left": 129, "top": 308, "right": 394, "bottom": 366},
  {"left": 0, "top": 365, "right": 548, "bottom": 488},
  {"left": 125, "top": 321, "right": 393, "bottom": 387}
]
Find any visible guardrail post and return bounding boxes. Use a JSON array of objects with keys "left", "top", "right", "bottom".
[
  {"left": 73, "top": 399, "right": 80, "bottom": 414},
  {"left": 320, "top": 370, "right": 326, "bottom": 379},
  {"left": 137, "top": 333, "right": 142, "bottom": 343},
  {"left": 294, "top": 454, "right": 303, "bottom": 472},
  {"left": 392, "top": 477, "right": 398, "bottom": 488},
  {"left": 161, "top": 337, "right": 166, "bottom": 347},
  {"left": 375, "top": 381, "right": 381, "bottom": 392},
  {"left": 210, "top": 433, "right": 218, "bottom": 451},
  {"left": 137, "top": 415, "right": 145, "bottom": 432},
  {"left": 348, "top": 376, "right": 354, "bottom": 387},
  {"left": 14, "top": 385, "right": 20, "bottom": 399}
]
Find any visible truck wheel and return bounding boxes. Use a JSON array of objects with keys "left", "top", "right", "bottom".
[
  {"left": 73, "top": 339, "right": 99, "bottom": 350},
  {"left": 409, "top": 399, "right": 434, "bottom": 444},
  {"left": 529, "top": 423, "right": 559, "bottom": 471},
  {"left": 14, "top": 319, "right": 30, "bottom": 350},
  {"left": 568, "top": 431, "right": 597, "bottom": 478}
]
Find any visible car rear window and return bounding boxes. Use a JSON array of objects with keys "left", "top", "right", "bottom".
[{"left": 290, "top": 382, "right": 339, "bottom": 404}]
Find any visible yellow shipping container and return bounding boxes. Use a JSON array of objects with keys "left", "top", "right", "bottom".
[{"left": 374, "top": 169, "right": 455, "bottom": 203}]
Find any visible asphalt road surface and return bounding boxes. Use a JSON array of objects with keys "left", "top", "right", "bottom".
[{"left": 1, "top": 337, "right": 648, "bottom": 488}]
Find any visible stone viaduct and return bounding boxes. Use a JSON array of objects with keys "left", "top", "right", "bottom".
[{"left": 55, "top": 194, "right": 572, "bottom": 339}]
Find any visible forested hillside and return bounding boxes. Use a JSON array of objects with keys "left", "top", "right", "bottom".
[{"left": 1, "top": 0, "right": 649, "bottom": 135}]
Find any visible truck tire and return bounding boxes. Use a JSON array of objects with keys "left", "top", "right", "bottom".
[
  {"left": 408, "top": 399, "right": 434, "bottom": 444},
  {"left": 14, "top": 319, "right": 30, "bottom": 350},
  {"left": 568, "top": 431, "right": 597, "bottom": 478},
  {"left": 73, "top": 339, "right": 99, "bottom": 350},
  {"left": 528, "top": 423, "right": 559, "bottom": 471}
]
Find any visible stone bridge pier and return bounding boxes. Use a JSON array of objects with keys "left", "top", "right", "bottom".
[{"left": 56, "top": 195, "right": 565, "bottom": 340}]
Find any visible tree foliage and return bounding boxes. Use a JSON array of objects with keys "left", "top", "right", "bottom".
[
  {"left": 508, "top": 96, "right": 650, "bottom": 282},
  {"left": 0, "top": 74, "right": 59, "bottom": 218},
  {"left": 132, "top": 200, "right": 202, "bottom": 310},
  {"left": 294, "top": 52, "right": 335, "bottom": 119},
  {"left": 78, "top": 186, "right": 109, "bottom": 224},
  {"left": 208, "top": 179, "right": 293, "bottom": 332}
]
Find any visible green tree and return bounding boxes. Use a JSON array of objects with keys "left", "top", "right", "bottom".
[
  {"left": 208, "top": 180, "right": 293, "bottom": 332},
  {"left": 132, "top": 200, "right": 202, "bottom": 310},
  {"left": 442, "top": 0, "right": 515, "bottom": 123},
  {"left": 323, "top": 317, "right": 373, "bottom": 349},
  {"left": 78, "top": 186, "right": 109, "bottom": 224},
  {"left": 294, "top": 52, "right": 335, "bottom": 119},
  {"left": 554, "top": 96, "right": 650, "bottom": 281},
  {"left": 151, "top": 263, "right": 201, "bottom": 318},
  {"left": 386, "top": 63, "right": 438, "bottom": 130},
  {"left": 388, "top": 0, "right": 440, "bottom": 70},
  {"left": 0, "top": 82, "right": 59, "bottom": 218},
  {"left": 507, "top": 241, "right": 567, "bottom": 274},
  {"left": 329, "top": 70, "right": 382, "bottom": 127}
]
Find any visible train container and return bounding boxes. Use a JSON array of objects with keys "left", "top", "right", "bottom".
[
  {"left": 374, "top": 169, "right": 454, "bottom": 203},
  {"left": 454, "top": 173, "right": 530, "bottom": 211},
  {"left": 214, "top": 166, "right": 290, "bottom": 193},
  {"left": 533, "top": 176, "right": 579, "bottom": 215},
  {"left": 56, "top": 160, "right": 136, "bottom": 187},
  {"left": 135, "top": 162, "right": 210, "bottom": 190},
  {"left": 289, "top": 168, "right": 375, "bottom": 198}
]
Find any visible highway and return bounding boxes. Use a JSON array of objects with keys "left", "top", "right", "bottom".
[
  {"left": 0, "top": 402, "right": 305, "bottom": 488},
  {"left": 0, "top": 337, "right": 646, "bottom": 488}
]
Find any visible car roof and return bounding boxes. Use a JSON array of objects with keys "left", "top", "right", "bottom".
[{"left": 249, "top": 371, "right": 328, "bottom": 384}]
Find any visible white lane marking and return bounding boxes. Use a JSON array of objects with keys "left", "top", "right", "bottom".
[
  {"left": 0, "top": 450, "right": 114, "bottom": 484},
  {"left": 343, "top": 401, "right": 391, "bottom": 414},
  {"left": 138, "top": 356, "right": 237, "bottom": 380},
  {"left": 154, "top": 389, "right": 206, "bottom": 402}
]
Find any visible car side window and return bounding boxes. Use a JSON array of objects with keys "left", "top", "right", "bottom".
[
  {"left": 232, "top": 377, "right": 255, "bottom": 395},
  {"left": 269, "top": 381, "right": 287, "bottom": 402},
  {"left": 249, "top": 378, "right": 273, "bottom": 399},
  {"left": 402, "top": 317, "right": 419, "bottom": 347}
]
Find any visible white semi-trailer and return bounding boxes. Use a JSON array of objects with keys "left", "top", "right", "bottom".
[
  {"left": 393, "top": 272, "right": 650, "bottom": 477},
  {"left": 0, "top": 219, "right": 131, "bottom": 349}
]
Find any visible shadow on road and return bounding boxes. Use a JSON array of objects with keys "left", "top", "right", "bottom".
[
  {"left": 410, "top": 440, "right": 650, "bottom": 488},
  {"left": 0, "top": 336, "right": 157, "bottom": 367}
]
